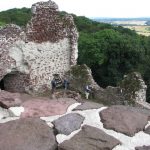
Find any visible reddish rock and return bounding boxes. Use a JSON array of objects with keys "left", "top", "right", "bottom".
[
  {"left": 100, "top": 105, "right": 148, "bottom": 136},
  {"left": 21, "top": 98, "right": 77, "bottom": 118},
  {"left": 0, "top": 118, "right": 57, "bottom": 150},
  {"left": 58, "top": 125, "right": 121, "bottom": 150},
  {"left": 0, "top": 90, "right": 21, "bottom": 108}
]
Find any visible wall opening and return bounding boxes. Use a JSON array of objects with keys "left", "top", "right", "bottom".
[
  {"left": 0, "top": 72, "right": 30, "bottom": 93},
  {"left": 0, "top": 79, "right": 5, "bottom": 90}
]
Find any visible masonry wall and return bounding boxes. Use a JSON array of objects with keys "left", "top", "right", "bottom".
[
  {"left": 0, "top": 0, "right": 78, "bottom": 94},
  {"left": 8, "top": 38, "right": 71, "bottom": 92}
]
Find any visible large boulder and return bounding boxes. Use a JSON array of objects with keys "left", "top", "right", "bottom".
[
  {"left": 94, "top": 86, "right": 126, "bottom": 105},
  {"left": 119, "top": 72, "right": 147, "bottom": 103},
  {"left": 0, "top": 0, "right": 78, "bottom": 94},
  {"left": 100, "top": 105, "right": 148, "bottom": 136},
  {"left": 58, "top": 125, "right": 121, "bottom": 150},
  {"left": 21, "top": 98, "right": 77, "bottom": 118},
  {"left": 0, "top": 118, "right": 57, "bottom": 150},
  {"left": 53, "top": 113, "right": 84, "bottom": 135},
  {"left": 0, "top": 90, "right": 21, "bottom": 108}
]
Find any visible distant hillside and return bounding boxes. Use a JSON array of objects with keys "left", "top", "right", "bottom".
[
  {"left": 1, "top": 8, "right": 150, "bottom": 103},
  {"left": 0, "top": 8, "right": 31, "bottom": 26},
  {"left": 93, "top": 17, "right": 150, "bottom": 23}
]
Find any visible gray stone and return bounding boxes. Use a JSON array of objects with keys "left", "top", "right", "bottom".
[
  {"left": 73, "top": 101, "right": 104, "bottom": 111},
  {"left": 119, "top": 72, "right": 147, "bottom": 102},
  {"left": 53, "top": 113, "right": 84, "bottom": 135},
  {"left": 145, "top": 126, "right": 150, "bottom": 135},
  {"left": 100, "top": 105, "right": 148, "bottom": 136},
  {"left": 58, "top": 125, "right": 121, "bottom": 150},
  {"left": 135, "top": 146, "right": 150, "bottom": 150},
  {"left": 0, "top": 118, "right": 57, "bottom": 150},
  {"left": 0, "top": 90, "right": 21, "bottom": 108}
]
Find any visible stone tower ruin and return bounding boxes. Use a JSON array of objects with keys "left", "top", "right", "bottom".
[{"left": 0, "top": 0, "right": 78, "bottom": 94}]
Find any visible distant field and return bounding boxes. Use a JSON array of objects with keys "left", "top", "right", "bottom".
[
  {"left": 110, "top": 20, "right": 150, "bottom": 36},
  {"left": 112, "top": 20, "right": 147, "bottom": 26},
  {"left": 123, "top": 25, "right": 150, "bottom": 36}
]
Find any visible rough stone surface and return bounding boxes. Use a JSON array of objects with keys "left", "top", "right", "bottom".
[
  {"left": 53, "top": 113, "right": 84, "bottom": 135},
  {"left": 97, "top": 86, "right": 126, "bottom": 105},
  {"left": 144, "top": 126, "right": 150, "bottom": 135},
  {"left": 0, "top": 118, "right": 57, "bottom": 150},
  {"left": 0, "top": 24, "right": 24, "bottom": 80},
  {"left": 100, "top": 105, "right": 148, "bottom": 136},
  {"left": 65, "top": 64, "right": 101, "bottom": 95},
  {"left": 21, "top": 98, "right": 77, "bottom": 118},
  {"left": 0, "top": 0, "right": 78, "bottom": 94},
  {"left": 120, "top": 72, "right": 147, "bottom": 102},
  {"left": 73, "top": 101, "right": 104, "bottom": 111},
  {"left": 135, "top": 146, "right": 150, "bottom": 150},
  {"left": 0, "top": 90, "right": 21, "bottom": 108},
  {"left": 58, "top": 125, "right": 121, "bottom": 150}
]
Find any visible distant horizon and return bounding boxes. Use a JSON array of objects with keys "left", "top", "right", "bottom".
[
  {"left": 0, "top": 0, "right": 150, "bottom": 18},
  {"left": 0, "top": 7, "right": 150, "bottom": 20},
  {"left": 91, "top": 17, "right": 150, "bottom": 19}
]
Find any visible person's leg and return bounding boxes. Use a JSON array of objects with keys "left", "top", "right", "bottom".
[
  {"left": 85, "top": 92, "right": 89, "bottom": 99},
  {"left": 87, "top": 92, "right": 89, "bottom": 99},
  {"left": 65, "top": 83, "right": 67, "bottom": 90}
]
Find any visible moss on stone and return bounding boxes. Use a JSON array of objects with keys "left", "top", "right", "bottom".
[
  {"left": 68, "top": 65, "right": 91, "bottom": 84},
  {"left": 119, "top": 72, "right": 141, "bottom": 104}
]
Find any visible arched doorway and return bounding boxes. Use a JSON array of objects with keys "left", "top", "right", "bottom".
[{"left": 0, "top": 72, "right": 30, "bottom": 93}]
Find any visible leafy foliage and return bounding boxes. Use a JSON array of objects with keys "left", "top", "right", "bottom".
[
  {"left": 0, "top": 8, "right": 31, "bottom": 26},
  {"left": 0, "top": 8, "right": 150, "bottom": 102},
  {"left": 74, "top": 15, "right": 150, "bottom": 102}
]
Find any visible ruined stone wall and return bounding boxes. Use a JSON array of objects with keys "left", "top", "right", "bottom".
[
  {"left": 0, "top": 24, "right": 24, "bottom": 80},
  {"left": 26, "top": 0, "right": 78, "bottom": 65},
  {"left": 9, "top": 39, "right": 71, "bottom": 92},
  {"left": 0, "top": 0, "right": 78, "bottom": 94}
]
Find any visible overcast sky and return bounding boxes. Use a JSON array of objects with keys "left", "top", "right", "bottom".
[{"left": 0, "top": 0, "right": 150, "bottom": 18}]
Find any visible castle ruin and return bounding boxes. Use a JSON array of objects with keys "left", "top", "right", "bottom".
[{"left": 0, "top": 0, "right": 78, "bottom": 94}]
